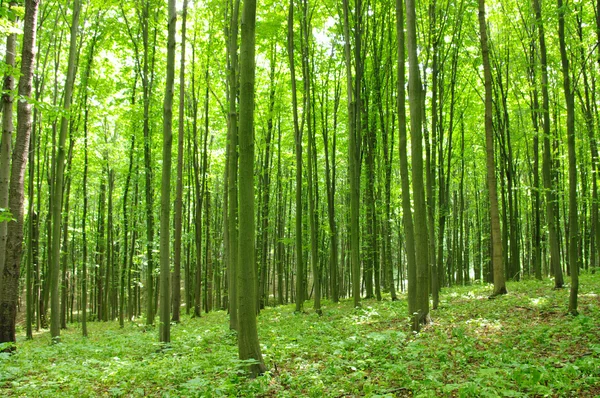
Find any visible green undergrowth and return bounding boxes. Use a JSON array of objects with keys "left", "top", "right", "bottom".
[{"left": 2, "top": 273, "right": 600, "bottom": 397}]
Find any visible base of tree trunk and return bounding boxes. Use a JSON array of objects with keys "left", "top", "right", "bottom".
[{"left": 488, "top": 287, "right": 508, "bottom": 299}]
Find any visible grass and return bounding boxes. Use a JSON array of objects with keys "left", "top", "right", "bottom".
[{"left": 1, "top": 273, "right": 600, "bottom": 397}]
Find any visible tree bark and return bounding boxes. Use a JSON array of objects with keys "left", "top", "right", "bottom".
[
  {"left": 237, "top": 0, "right": 266, "bottom": 377},
  {"left": 173, "top": 0, "right": 188, "bottom": 323},
  {"left": 226, "top": 0, "right": 240, "bottom": 329},
  {"left": 0, "top": 0, "right": 40, "bottom": 347},
  {"left": 50, "top": 0, "right": 80, "bottom": 342},
  {"left": 0, "top": 21, "right": 16, "bottom": 278},
  {"left": 342, "top": 0, "right": 362, "bottom": 309},
  {"left": 405, "top": 0, "right": 430, "bottom": 327},
  {"left": 478, "top": 0, "right": 507, "bottom": 296},
  {"left": 396, "top": 0, "right": 417, "bottom": 315},
  {"left": 557, "top": 0, "right": 578, "bottom": 315},
  {"left": 533, "top": 0, "right": 564, "bottom": 288},
  {"left": 159, "top": 0, "right": 176, "bottom": 343},
  {"left": 288, "top": 0, "right": 304, "bottom": 313}
]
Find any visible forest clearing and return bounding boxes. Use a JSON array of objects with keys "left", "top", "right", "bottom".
[{"left": 2, "top": 275, "right": 600, "bottom": 397}]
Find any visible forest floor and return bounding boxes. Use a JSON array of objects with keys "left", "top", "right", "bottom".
[{"left": 1, "top": 273, "right": 600, "bottom": 397}]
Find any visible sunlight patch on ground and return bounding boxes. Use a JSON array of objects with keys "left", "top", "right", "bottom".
[
  {"left": 528, "top": 297, "right": 548, "bottom": 307},
  {"left": 466, "top": 317, "right": 502, "bottom": 332}
]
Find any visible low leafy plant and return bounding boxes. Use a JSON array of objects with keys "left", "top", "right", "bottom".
[{"left": 1, "top": 274, "right": 599, "bottom": 396}]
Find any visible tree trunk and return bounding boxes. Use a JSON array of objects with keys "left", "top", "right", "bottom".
[
  {"left": 0, "top": 23, "right": 16, "bottom": 279},
  {"left": 173, "top": 0, "right": 188, "bottom": 324},
  {"left": 478, "top": 0, "right": 506, "bottom": 296},
  {"left": 405, "top": 0, "right": 430, "bottom": 327},
  {"left": 258, "top": 46, "right": 275, "bottom": 311},
  {"left": 533, "top": 0, "right": 563, "bottom": 288},
  {"left": 237, "top": 0, "right": 266, "bottom": 377},
  {"left": 342, "top": 0, "right": 362, "bottom": 309},
  {"left": 121, "top": 135, "right": 135, "bottom": 328},
  {"left": 50, "top": 0, "right": 80, "bottom": 342},
  {"left": 60, "top": 138, "right": 74, "bottom": 329},
  {"left": 142, "top": 0, "right": 156, "bottom": 325},
  {"left": 396, "top": 0, "right": 417, "bottom": 315},
  {"left": 80, "top": 22, "right": 100, "bottom": 337},
  {"left": 0, "top": 0, "right": 40, "bottom": 347},
  {"left": 557, "top": 0, "right": 578, "bottom": 315},
  {"left": 288, "top": 0, "right": 304, "bottom": 313},
  {"left": 226, "top": 0, "right": 240, "bottom": 329},
  {"left": 158, "top": 0, "right": 176, "bottom": 343}
]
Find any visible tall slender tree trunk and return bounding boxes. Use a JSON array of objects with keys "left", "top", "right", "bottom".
[
  {"left": 276, "top": 121, "right": 285, "bottom": 305},
  {"left": 427, "top": 0, "right": 440, "bottom": 308},
  {"left": 533, "top": 0, "right": 563, "bottom": 288},
  {"left": 121, "top": 135, "right": 135, "bottom": 328},
  {"left": 323, "top": 74, "right": 340, "bottom": 303},
  {"left": 557, "top": 0, "right": 578, "bottom": 315},
  {"left": 173, "top": 0, "right": 188, "bottom": 323},
  {"left": 104, "top": 168, "right": 113, "bottom": 321},
  {"left": 405, "top": 0, "right": 430, "bottom": 327},
  {"left": 396, "top": 0, "right": 417, "bottom": 315},
  {"left": 60, "top": 139, "right": 74, "bottom": 328},
  {"left": 288, "top": 0, "right": 304, "bottom": 312},
  {"left": 142, "top": 0, "right": 156, "bottom": 325},
  {"left": 80, "top": 19, "right": 100, "bottom": 337},
  {"left": 258, "top": 46, "right": 275, "bottom": 310},
  {"left": 299, "top": 1, "right": 321, "bottom": 314},
  {"left": 226, "top": 0, "right": 240, "bottom": 329},
  {"left": 478, "top": 0, "right": 506, "bottom": 296},
  {"left": 50, "top": 0, "right": 80, "bottom": 342},
  {"left": 0, "top": 0, "right": 40, "bottom": 347},
  {"left": 237, "top": 0, "right": 266, "bottom": 377},
  {"left": 528, "top": 38, "right": 543, "bottom": 280},
  {"left": 159, "top": 0, "right": 176, "bottom": 343},
  {"left": 342, "top": 0, "right": 362, "bottom": 309}
]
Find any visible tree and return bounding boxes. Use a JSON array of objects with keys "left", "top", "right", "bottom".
[
  {"left": 172, "top": 0, "right": 188, "bottom": 324},
  {"left": 0, "top": 0, "right": 40, "bottom": 348},
  {"left": 533, "top": 0, "right": 564, "bottom": 289},
  {"left": 237, "top": 0, "right": 266, "bottom": 377},
  {"left": 226, "top": 0, "right": 241, "bottom": 330},
  {"left": 557, "top": 0, "right": 578, "bottom": 315},
  {"left": 396, "top": 0, "right": 417, "bottom": 316},
  {"left": 158, "top": 0, "right": 176, "bottom": 343},
  {"left": 342, "top": 0, "right": 362, "bottom": 309},
  {"left": 405, "top": 0, "right": 430, "bottom": 327},
  {"left": 49, "top": 0, "right": 80, "bottom": 342},
  {"left": 478, "top": 0, "right": 507, "bottom": 296},
  {"left": 287, "top": 0, "right": 305, "bottom": 313}
]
